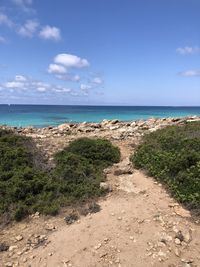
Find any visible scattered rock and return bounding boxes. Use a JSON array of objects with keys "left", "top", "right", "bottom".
[
  {"left": 5, "top": 262, "right": 13, "bottom": 267},
  {"left": 45, "top": 224, "right": 56, "bottom": 231},
  {"left": 0, "top": 242, "right": 9, "bottom": 252},
  {"left": 175, "top": 231, "right": 184, "bottom": 242},
  {"left": 64, "top": 213, "right": 79, "bottom": 225},
  {"left": 94, "top": 243, "right": 102, "bottom": 250},
  {"left": 100, "top": 182, "right": 111, "bottom": 191},
  {"left": 173, "top": 206, "right": 191, "bottom": 218},
  {"left": 9, "top": 245, "right": 18, "bottom": 252},
  {"left": 15, "top": 235, "right": 23, "bottom": 241},
  {"left": 174, "top": 247, "right": 181, "bottom": 257},
  {"left": 114, "top": 166, "right": 133, "bottom": 176},
  {"left": 174, "top": 238, "right": 181, "bottom": 245}
]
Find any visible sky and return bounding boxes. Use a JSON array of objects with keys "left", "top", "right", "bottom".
[{"left": 0, "top": 0, "right": 199, "bottom": 106}]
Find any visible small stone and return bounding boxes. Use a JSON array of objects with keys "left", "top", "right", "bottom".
[
  {"left": 182, "top": 230, "right": 192, "bottom": 243},
  {"left": 5, "top": 262, "right": 13, "bottom": 267},
  {"left": 174, "top": 248, "right": 181, "bottom": 257},
  {"left": 22, "top": 258, "right": 27, "bottom": 263},
  {"left": 94, "top": 243, "right": 102, "bottom": 250},
  {"left": 9, "top": 245, "right": 18, "bottom": 252},
  {"left": 173, "top": 206, "right": 191, "bottom": 218},
  {"left": 0, "top": 242, "right": 9, "bottom": 252},
  {"left": 15, "top": 235, "right": 23, "bottom": 241},
  {"left": 158, "top": 251, "right": 166, "bottom": 257},
  {"left": 175, "top": 238, "right": 181, "bottom": 245},
  {"left": 117, "top": 217, "right": 122, "bottom": 220},
  {"left": 45, "top": 224, "right": 56, "bottom": 231},
  {"left": 100, "top": 182, "right": 110, "bottom": 191}
]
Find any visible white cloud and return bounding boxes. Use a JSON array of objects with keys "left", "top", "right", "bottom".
[
  {"left": 48, "top": 64, "right": 67, "bottom": 74},
  {"left": 54, "top": 53, "right": 89, "bottom": 68},
  {"left": 1, "top": 75, "right": 73, "bottom": 94},
  {"left": 37, "top": 87, "right": 47, "bottom": 92},
  {"left": 0, "top": 13, "right": 13, "bottom": 28},
  {"left": 18, "top": 20, "right": 39, "bottom": 37},
  {"left": 0, "top": 36, "right": 7, "bottom": 44},
  {"left": 12, "top": 0, "right": 33, "bottom": 6},
  {"left": 11, "top": 0, "right": 34, "bottom": 13},
  {"left": 4, "top": 81, "right": 25, "bottom": 89},
  {"left": 55, "top": 74, "right": 81, "bottom": 82},
  {"left": 80, "top": 84, "right": 92, "bottom": 90},
  {"left": 53, "top": 86, "right": 71, "bottom": 93},
  {"left": 39, "top": 25, "right": 61, "bottom": 41},
  {"left": 15, "top": 75, "right": 27, "bottom": 81},
  {"left": 92, "top": 77, "right": 103, "bottom": 84},
  {"left": 178, "top": 69, "right": 200, "bottom": 77},
  {"left": 176, "top": 46, "right": 200, "bottom": 55}
]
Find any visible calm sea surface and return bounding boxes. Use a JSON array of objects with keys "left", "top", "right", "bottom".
[{"left": 0, "top": 105, "right": 200, "bottom": 127}]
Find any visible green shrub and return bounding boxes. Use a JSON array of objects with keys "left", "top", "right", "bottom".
[
  {"left": 131, "top": 122, "right": 200, "bottom": 211},
  {"left": 59, "top": 137, "right": 120, "bottom": 168},
  {"left": 54, "top": 138, "right": 120, "bottom": 201},
  {"left": 0, "top": 131, "right": 120, "bottom": 222}
]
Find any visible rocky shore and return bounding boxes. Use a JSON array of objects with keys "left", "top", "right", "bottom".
[{"left": 2, "top": 115, "right": 200, "bottom": 139}]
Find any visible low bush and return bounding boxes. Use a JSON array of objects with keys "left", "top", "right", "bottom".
[
  {"left": 131, "top": 122, "right": 200, "bottom": 211},
  {"left": 0, "top": 132, "right": 120, "bottom": 222},
  {"left": 0, "top": 129, "right": 60, "bottom": 221},
  {"left": 59, "top": 137, "right": 120, "bottom": 168},
  {"left": 53, "top": 138, "right": 120, "bottom": 201}
]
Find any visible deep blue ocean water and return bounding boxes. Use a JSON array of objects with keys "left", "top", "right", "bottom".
[{"left": 0, "top": 105, "right": 200, "bottom": 127}]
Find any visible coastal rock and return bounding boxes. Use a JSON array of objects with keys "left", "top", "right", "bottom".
[
  {"left": 173, "top": 206, "right": 191, "bottom": 218},
  {"left": 114, "top": 165, "right": 133, "bottom": 176},
  {"left": 57, "top": 123, "right": 71, "bottom": 132},
  {"left": 0, "top": 242, "right": 9, "bottom": 252},
  {"left": 100, "top": 182, "right": 111, "bottom": 191},
  {"left": 15, "top": 235, "right": 23, "bottom": 241}
]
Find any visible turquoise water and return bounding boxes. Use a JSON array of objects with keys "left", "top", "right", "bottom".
[{"left": 0, "top": 105, "right": 200, "bottom": 127}]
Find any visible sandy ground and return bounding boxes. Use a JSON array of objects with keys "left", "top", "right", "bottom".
[{"left": 1, "top": 140, "right": 200, "bottom": 267}]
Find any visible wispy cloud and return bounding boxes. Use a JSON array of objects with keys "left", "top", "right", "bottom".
[
  {"left": 91, "top": 77, "right": 103, "bottom": 85},
  {"left": 1, "top": 75, "right": 73, "bottom": 94},
  {"left": 11, "top": 0, "right": 34, "bottom": 13},
  {"left": 0, "top": 36, "right": 7, "bottom": 44},
  {"left": 17, "top": 20, "right": 39, "bottom": 37},
  {"left": 176, "top": 46, "right": 200, "bottom": 55},
  {"left": 0, "top": 13, "right": 14, "bottom": 28},
  {"left": 39, "top": 25, "right": 61, "bottom": 41},
  {"left": 178, "top": 69, "right": 200, "bottom": 77},
  {"left": 0, "top": 7, "right": 62, "bottom": 41}
]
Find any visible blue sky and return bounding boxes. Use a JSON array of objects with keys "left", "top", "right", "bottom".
[{"left": 0, "top": 0, "right": 199, "bottom": 105}]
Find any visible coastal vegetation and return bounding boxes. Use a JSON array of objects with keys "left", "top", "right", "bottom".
[
  {"left": 0, "top": 130, "right": 120, "bottom": 222},
  {"left": 132, "top": 121, "right": 200, "bottom": 212}
]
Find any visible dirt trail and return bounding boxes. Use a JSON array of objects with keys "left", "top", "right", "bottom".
[{"left": 1, "top": 140, "right": 200, "bottom": 267}]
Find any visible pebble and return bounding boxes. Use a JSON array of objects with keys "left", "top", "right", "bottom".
[
  {"left": 174, "top": 238, "right": 181, "bottom": 245},
  {"left": 15, "top": 235, "right": 23, "bottom": 241},
  {"left": 174, "top": 248, "right": 181, "bottom": 257},
  {"left": 94, "top": 243, "right": 102, "bottom": 250},
  {"left": 9, "top": 245, "right": 18, "bottom": 252}
]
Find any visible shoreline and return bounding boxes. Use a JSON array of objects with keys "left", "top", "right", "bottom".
[{"left": 1, "top": 115, "right": 200, "bottom": 132}]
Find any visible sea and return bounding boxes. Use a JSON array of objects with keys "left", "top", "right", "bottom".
[{"left": 0, "top": 105, "right": 200, "bottom": 128}]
